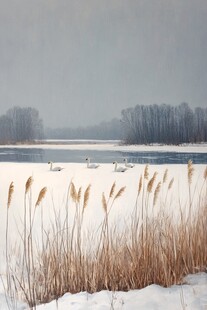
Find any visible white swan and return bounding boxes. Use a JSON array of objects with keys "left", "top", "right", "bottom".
[
  {"left": 113, "top": 161, "right": 127, "bottom": 172},
  {"left": 123, "top": 158, "right": 135, "bottom": 168},
  {"left": 86, "top": 157, "right": 100, "bottom": 169},
  {"left": 48, "top": 161, "right": 64, "bottom": 171}
]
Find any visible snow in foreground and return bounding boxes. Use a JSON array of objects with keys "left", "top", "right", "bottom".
[
  {"left": 37, "top": 273, "right": 207, "bottom": 310},
  {"left": 0, "top": 161, "right": 206, "bottom": 309},
  {"left": 0, "top": 273, "right": 207, "bottom": 309}
]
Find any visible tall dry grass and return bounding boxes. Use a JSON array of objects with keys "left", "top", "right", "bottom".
[{"left": 4, "top": 163, "right": 207, "bottom": 308}]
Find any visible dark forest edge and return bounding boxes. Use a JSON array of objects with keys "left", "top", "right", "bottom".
[
  {"left": 121, "top": 102, "right": 207, "bottom": 144},
  {"left": 0, "top": 106, "right": 44, "bottom": 144},
  {"left": 0, "top": 103, "right": 207, "bottom": 145}
]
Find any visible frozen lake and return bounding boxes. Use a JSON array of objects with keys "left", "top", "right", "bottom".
[{"left": 0, "top": 146, "right": 206, "bottom": 164}]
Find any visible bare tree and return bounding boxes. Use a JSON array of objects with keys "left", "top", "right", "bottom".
[
  {"left": 0, "top": 115, "right": 13, "bottom": 144},
  {"left": 121, "top": 103, "right": 207, "bottom": 144},
  {"left": 0, "top": 106, "right": 44, "bottom": 143}
]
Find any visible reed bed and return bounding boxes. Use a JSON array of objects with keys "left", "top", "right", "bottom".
[{"left": 4, "top": 162, "right": 207, "bottom": 308}]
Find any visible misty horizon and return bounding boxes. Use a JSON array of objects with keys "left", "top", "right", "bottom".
[{"left": 0, "top": 0, "right": 207, "bottom": 128}]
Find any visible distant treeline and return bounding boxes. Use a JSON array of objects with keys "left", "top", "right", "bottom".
[
  {"left": 45, "top": 118, "right": 123, "bottom": 140},
  {"left": 0, "top": 106, "right": 44, "bottom": 144},
  {"left": 1, "top": 103, "right": 206, "bottom": 145},
  {"left": 121, "top": 103, "right": 207, "bottom": 144}
]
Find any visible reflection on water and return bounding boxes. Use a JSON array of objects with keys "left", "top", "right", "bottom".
[
  {"left": 0, "top": 148, "right": 44, "bottom": 162},
  {"left": 0, "top": 148, "right": 206, "bottom": 164},
  {"left": 121, "top": 151, "right": 207, "bottom": 164}
]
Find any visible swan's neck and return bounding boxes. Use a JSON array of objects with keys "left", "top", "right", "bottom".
[
  {"left": 50, "top": 162, "right": 53, "bottom": 170},
  {"left": 114, "top": 162, "right": 117, "bottom": 171},
  {"left": 87, "top": 159, "right": 90, "bottom": 168}
]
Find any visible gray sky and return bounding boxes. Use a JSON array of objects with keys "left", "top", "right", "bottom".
[{"left": 0, "top": 0, "right": 207, "bottom": 128}]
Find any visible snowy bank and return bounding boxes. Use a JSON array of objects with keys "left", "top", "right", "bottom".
[
  {"left": 0, "top": 142, "right": 207, "bottom": 153},
  {"left": 0, "top": 161, "right": 206, "bottom": 309}
]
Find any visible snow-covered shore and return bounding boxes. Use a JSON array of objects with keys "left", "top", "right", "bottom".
[
  {"left": 1, "top": 141, "right": 207, "bottom": 153},
  {"left": 0, "top": 158, "right": 206, "bottom": 309}
]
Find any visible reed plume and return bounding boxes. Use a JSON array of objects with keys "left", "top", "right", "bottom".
[
  {"left": 109, "top": 182, "right": 116, "bottom": 199},
  {"left": 7, "top": 182, "right": 14, "bottom": 208},
  {"left": 138, "top": 175, "right": 142, "bottom": 196},
  {"left": 153, "top": 182, "right": 161, "bottom": 206},
  {"left": 114, "top": 186, "right": 126, "bottom": 200},
  {"left": 168, "top": 178, "right": 174, "bottom": 190},
  {"left": 163, "top": 169, "right": 168, "bottom": 183},
  {"left": 187, "top": 160, "right": 194, "bottom": 184},
  {"left": 77, "top": 187, "right": 82, "bottom": 204},
  {"left": 70, "top": 182, "right": 78, "bottom": 203},
  {"left": 102, "top": 193, "right": 107, "bottom": 213},
  {"left": 83, "top": 184, "right": 91, "bottom": 209},
  {"left": 25, "top": 176, "right": 33, "bottom": 194},
  {"left": 147, "top": 172, "right": 157, "bottom": 193},
  {"left": 35, "top": 187, "right": 47, "bottom": 207},
  {"left": 204, "top": 166, "right": 207, "bottom": 181},
  {"left": 144, "top": 164, "right": 149, "bottom": 180}
]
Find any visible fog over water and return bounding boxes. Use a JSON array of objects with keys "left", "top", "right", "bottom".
[{"left": 0, "top": 0, "right": 207, "bottom": 128}]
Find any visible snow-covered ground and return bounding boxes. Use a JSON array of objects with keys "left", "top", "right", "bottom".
[
  {"left": 1, "top": 141, "right": 207, "bottom": 153},
  {"left": 27, "top": 272, "right": 207, "bottom": 309},
  {"left": 0, "top": 143, "right": 206, "bottom": 309},
  {"left": 1, "top": 272, "right": 207, "bottom": 309}
]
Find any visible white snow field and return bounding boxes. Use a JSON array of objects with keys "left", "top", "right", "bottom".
[{"left": 0, "top": 143, "right": 206, "bottom": 309}]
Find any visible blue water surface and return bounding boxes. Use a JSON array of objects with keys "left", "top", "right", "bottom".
[{"left": 0, "top": 147, "right": 206, "bottom": 164}]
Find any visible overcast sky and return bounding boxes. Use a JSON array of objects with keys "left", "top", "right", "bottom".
[{"left": 0, "top": 0, "right": 207, "bottom": 128}]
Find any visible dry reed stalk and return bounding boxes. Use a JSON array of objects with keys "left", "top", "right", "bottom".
[
  {"left": 6, "top": 181, "right": 14, "bottom": 300},
  {"left": 168, "top": 178, "right": 174, "bottom": 190},
  {"left": 7, "top": 182, "right": 14, "bottom": 208},
  {"left": 102, "top": 193, "right": 107, "bottom": 213},
  {"left": 114, "top": 186, "right": 126, "bottom": 200},
  {"left": 187, "top": 160, "right": 194, "bottom": 184},
  {"left": 109, "top": 182, "right": 116, "bottom": 199},
  {"left": 163, "top": 169, "right": 168, "bottom": 183},
  {"left": 153, "top": 182, "right": 161, "bottom": 206},
  {"left": 70, "top": 182, "right": 78, "bottom": 203},
  {"left": 83, "top": 184, "right": 91, "bottom": 209},
  {"left": 35, "top": 187, "right": 47, "bottom": 207},
  {"left": 7, "top": 170, "right": 207, "bottom": 306},
  {"left": 138, "top": 176, "right": 142, "bottom": 196},
  {"left": 9, "top": 187, "right": 207, "bottom": 305},
  {"left": 144, "top": 164, "right": 149, "bottom": 180},
  {"left": 147, "top": 172, "right": 157, "bottom": 193},
  {"left": 25, "top": 176, "right": 33, "bottom": 194}
]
